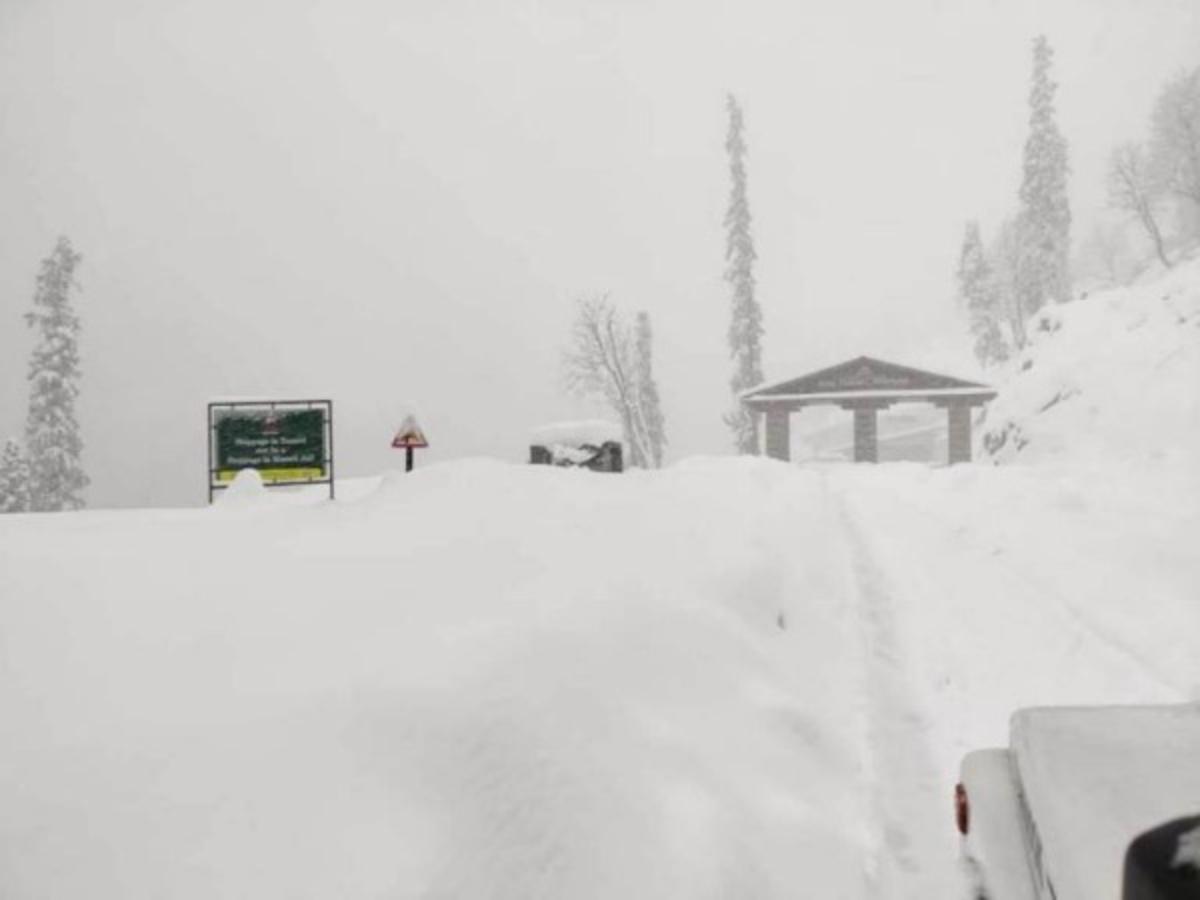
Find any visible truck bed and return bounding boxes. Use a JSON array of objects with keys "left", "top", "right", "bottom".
[{"left": 1010, "top": 705, "right": 1200, "bottom": 900}]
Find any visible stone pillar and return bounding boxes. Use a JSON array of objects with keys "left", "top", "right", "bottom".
[
  {"left": 764, "top": 407, "right": 791, "bottom": 461},
  {"left": 947, "top": 403, "right": 973, "bottom": 464},
  {"left": 852, "top": 406, "right": 879, "bottom": 463},
  {"left": 840, "top": 400, "right": 889, "bottom": 463}
]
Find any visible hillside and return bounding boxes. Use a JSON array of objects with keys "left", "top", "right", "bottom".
[{"left": 979, "top": 254, "right": 1200, "bottom": 468}]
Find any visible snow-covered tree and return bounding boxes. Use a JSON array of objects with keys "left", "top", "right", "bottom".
[
  {"left": 722, "top": 94, "right": 765, "bottom": 454},
  {"left": 633, "top": 311, "right": 667, "bottom": 468},
  {"left": 563, "top": 295, "right": 657, "bottom": 468},
  {"left": 24, "top": 236, "right": 88, "bottom": 512},
  {"left": 957, "top": 222, "right": 1009, "bottom": 366},
  {"left": 0, "top": 439, "right": 31, "bottom": 513},
  {"left": 1016, "top": 36, "right": 1072, "bottom": 314},
  {"left": 1108, "top": 143, "right": 1172, "bottom": 269},
  {"left": 990, "top": 218, "right": 1029, "bottom": 350},
  {"left": 1148, "top": 66, "right": 1200, "bottom": 231}
]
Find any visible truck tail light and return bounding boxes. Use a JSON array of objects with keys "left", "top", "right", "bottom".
[{"left": 955, "top": 783, "right": 970, "bottom": 835}]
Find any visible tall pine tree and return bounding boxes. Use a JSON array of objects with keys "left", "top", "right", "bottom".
[
  {"left": 957, "top": 222, "right": 1009, "bottom": 367},
  {"left": 25, "top": 236, "right": 88, "bottom": 512},
  {"left": 722, "top": 94, "right": 764, "bottom": 454},
  {"left": 1016, "top": 35, "right": 1071, "bottom": 316},
  {"left": 633, "top": 311, "right": 667, "bottom": 468},
  {"left": 0, "top": 439, "right": 31, "bottom": 513}
]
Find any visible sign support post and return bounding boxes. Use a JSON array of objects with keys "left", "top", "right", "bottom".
[{"left": 392, "top": 415, "right": 429, "bottom": 471}]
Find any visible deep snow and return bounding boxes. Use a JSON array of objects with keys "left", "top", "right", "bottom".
[
  {"left": 1, "top": 262, "right": 1198, "bottom": 899},
  {"left": 1, "top": 454, "right": 1196, "bottom": 899}
]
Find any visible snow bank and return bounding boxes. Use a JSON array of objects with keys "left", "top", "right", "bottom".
[
  {"left": 213, "top": 467, "right": 266, "bottom": 503},
  {"left": 0, "top": 459, "right": 872, "bottom": 900},
  {"left": 1, "top": 450, "right": 1196, "bottom": 899},
  {"left": 979, "top": 255, "right": 1200, "bottom": 468},
  {"left": 210, "top": 472, "right": 382, "bottom": 509}
]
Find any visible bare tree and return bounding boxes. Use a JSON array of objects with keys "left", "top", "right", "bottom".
[
  {"left": 1108, "top": 143, "right": 1172, "bottom": 268},
  {"left": 563, "top": 295, "right": 656, "bottom": 468},
  {"left": 1149, "top": 67, "right": 1200, "bottom": 222}
]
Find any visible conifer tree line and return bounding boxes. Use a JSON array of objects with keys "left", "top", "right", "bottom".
[
  {"left": 958, "top": 42, "right": 1200, "bottom": 369},
  {"left": 0, "top": 236, "right": 88, "bottom": 513},
  {"left": 956, "top": 35, "right": 1072, "bottom": 367}
]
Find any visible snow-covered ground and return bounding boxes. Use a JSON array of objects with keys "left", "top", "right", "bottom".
[{"left": 1, "top": 262, "right": 1198, "bottom": 899}]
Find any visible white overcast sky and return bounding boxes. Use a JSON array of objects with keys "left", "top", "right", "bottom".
[{"left": 1, "top": 0, "right": 1197, "bottom": 506}]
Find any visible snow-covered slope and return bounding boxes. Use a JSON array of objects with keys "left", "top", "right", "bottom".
[{"left": 979, "top": 255, "right": 1200, "bottom": 468}]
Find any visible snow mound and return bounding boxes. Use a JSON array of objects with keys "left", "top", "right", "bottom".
[
  {"left": 214, "top": 467, "right": 266, "bottom": 503},
  {"left": 979, "top": 256, "right": 1200, "bottom": 467},
  {"left": 212, "top": 471, "right": 385, "bottom": 509}
]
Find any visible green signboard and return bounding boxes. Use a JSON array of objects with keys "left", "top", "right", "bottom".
[{"left": 211, "top": 405, "right": 328, "bottom": 485}]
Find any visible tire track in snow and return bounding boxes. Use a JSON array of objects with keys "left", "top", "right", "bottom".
[
  {"left": 857, "top": 482, "right": 1184, "bottom": 699},
  {"left": 828, "top": 476, "right": 954, "bottom": 899}
]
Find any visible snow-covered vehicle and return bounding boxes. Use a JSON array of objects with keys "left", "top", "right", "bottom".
[
  {"left": 956, "top": 705, "right": 1200, "bottom": 900},
  {"left": 529, "top": 420, "right": 624, "bottom": 472}
]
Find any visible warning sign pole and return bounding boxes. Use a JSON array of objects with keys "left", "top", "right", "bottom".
[{"left": 392, "top": 414, "right": 429, "bottom": 472}]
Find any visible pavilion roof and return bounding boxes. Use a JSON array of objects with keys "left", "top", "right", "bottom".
[{"left": 742, "top": 356, "right": 995, "bottom": 406}]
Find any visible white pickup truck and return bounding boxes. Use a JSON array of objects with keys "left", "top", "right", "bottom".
[{"left": 956, "top": 705, "right": 1200, "bottom": 900}]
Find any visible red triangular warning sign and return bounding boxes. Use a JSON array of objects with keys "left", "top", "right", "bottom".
[{"left": 392, "top": 415, "right": 429, "bottom": 449}]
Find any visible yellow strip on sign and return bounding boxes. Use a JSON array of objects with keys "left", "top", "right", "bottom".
[{"left": 215, "top": 467, "right": 325, "bottom": 484}]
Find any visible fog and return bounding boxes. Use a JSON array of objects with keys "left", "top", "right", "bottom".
[{"left": 1, "top": 0, "right": 1196, "bottom": 507}]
